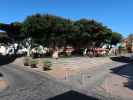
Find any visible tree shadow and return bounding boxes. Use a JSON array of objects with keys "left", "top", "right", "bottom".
[
  {"left": 0, "top": 55, "right": 16, "bottom": 66},
  {"left": 48, "top": 90, "right": 98, "bottom": 100},
  {"left": 110, "top": 63, "right": 133, "bottom": 79},
  {"left": 110, "top": 56, "right": 133, "bottom": 90},
  {"left": 126, "top": 79, "right": 133, "bottom": 90},
  {"left": 110, "top": 56, "right": 132, "bottom": 63}
]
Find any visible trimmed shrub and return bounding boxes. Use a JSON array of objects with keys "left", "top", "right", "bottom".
[
  {"left": 42, "top": 60, "right": 52, "bottom": 71},
  {"left": 23, "top": 57, "right": 31, "bottom": 66},
  {"left": 30, "top": 59, "right": 38, "bottom": 68}
]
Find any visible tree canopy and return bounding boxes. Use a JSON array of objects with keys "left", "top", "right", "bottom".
[
  {"left": 0, "top": 22, "right": 24, "bottom": 43},
  {"left": 110, "top": 32, "right": 123, "bottom": 45},
  {"left": 0, "top": 13, "right": 122, "bottom": 49}
]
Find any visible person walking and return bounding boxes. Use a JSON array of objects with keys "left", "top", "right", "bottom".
[{"left": 52, "top": 48, "right": 59, "bottom": 60}]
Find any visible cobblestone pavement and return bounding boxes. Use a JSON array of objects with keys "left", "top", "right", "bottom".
[
  {"left": 51, "top": 57, "right": 133, "bottom": 100},
  {"left": 41, "top": 56, "right": 132, "bottom": 100},
  {"left": 9, "top": 56, "right": 133, "bottom": 100}
]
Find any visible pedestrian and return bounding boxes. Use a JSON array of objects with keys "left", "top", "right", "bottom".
[{"left": 52, "top": 48, "right": 59, "bottom": 60}]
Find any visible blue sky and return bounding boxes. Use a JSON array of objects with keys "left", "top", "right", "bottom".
[{"left": 0, "top": 0, "right": 133, "bottom": 37}]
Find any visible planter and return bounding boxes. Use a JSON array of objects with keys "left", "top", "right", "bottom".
[
  {"left": 31, "top": 64, "right": 37, "bottom": 68},
  {"left": 30, "top": 59, "right": 38, "bottom": 68},
  {"left": 42, "top": 60, "right": 52, "bottom": 71},
  {"left": 23, "top": 57, "right": 31, "bottom": 66},
  {"left": 24, "top": 63, "right": 29, "bottom": 66},
  {"left": 123, "top": 82, "right": 128, "bottom": 87},
  {"left": 43, "top": 66, "right": 51, "bottom": 71}
]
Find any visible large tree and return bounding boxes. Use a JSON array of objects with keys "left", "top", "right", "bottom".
[
  {"left": 22, "top": 14, "right": 73, "bottom": 48},
  {"left": 2, "top": 13, "right": 121, "bottom": 53},
  {"left": 0, "top": 22, "right": 24, "bottom": 43},
  {"left": 74, "top": 19, "right": 112, "bottom": 48},
  {"left": 110, "top": 32, "right": 123, "bottom": 45}
]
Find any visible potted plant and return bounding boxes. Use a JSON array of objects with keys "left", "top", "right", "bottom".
[
  {"left": 42, "top": 60, "right": 52, "bottom": 71},
  {"left": 31, "top": 59, "right": 38, "bottom": 68},
  {"left": 23, "top": 57, "right": 31, "bottom": 66}
]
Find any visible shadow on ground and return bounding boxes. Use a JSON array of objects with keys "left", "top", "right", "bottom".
[
  {"left": 110, "top": 56, "right": 132, "bottom": 63},
  {"left": 0, "top": 55, "right": 16, "bottom": 66},
  {"left": 48, "top": 90, "right": 98, "bottom": 100},
  {"left": 110, "top": 56, "right": 133, "bottom": 90}
]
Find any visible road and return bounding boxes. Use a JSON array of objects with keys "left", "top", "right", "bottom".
[
  {"left": 0, "top": 63, "right": 101, "bottom": 100},
  {"left": 0, "top": 64, "right": 72, "bottom": 100}
]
